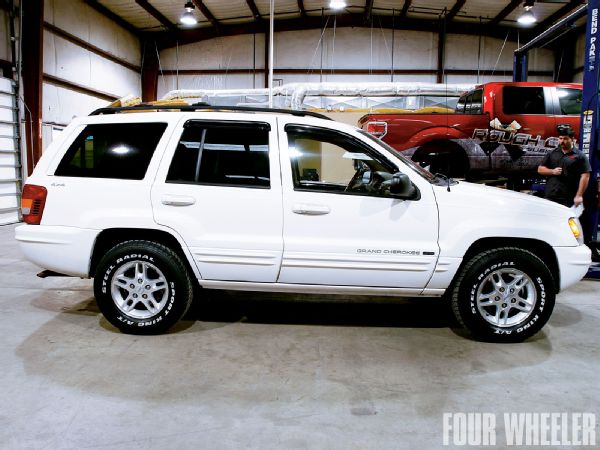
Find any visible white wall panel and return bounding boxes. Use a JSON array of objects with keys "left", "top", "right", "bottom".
[
  {"left": 157, "top": 28, "right": 557, "bottom": 95},
  {"left": 42, "top": 0, "right": 141, "bottom": 128},
  {"left": 390, "top": 31, "right": 437, "bottom": 70},
  {"left": 275, "top": 28, "right": 437, "bottom": 71},
  {"left": 160, "top": 34, "right": 262, "bottom": 70},
  {"left": 43, "top": 83, "right": 108, "bottom": 125},
  {"left": 43, "top": 31, "right": 139, "bottom": 99},
  {"left": 157, "top": 74, "right": 258, "bottom": 98},
  {"left": 89, "top": 52, "right": 140, "bottom": 96},
  {"left": 446, "top": 35, "right": 553, "bottom": 73},
  {"left": 44, "top": 0, "right": 140, "bottom": 65},
  {"left": 527, "top": 48, "right": 555, "bottom": 72}
]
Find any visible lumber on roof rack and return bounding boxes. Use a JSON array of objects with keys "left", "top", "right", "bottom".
[{"left": 89, "top": 104, "right": 333, "bottom": 121}]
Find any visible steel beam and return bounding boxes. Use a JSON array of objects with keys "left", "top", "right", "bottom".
[{"left": 22, "top": 0, "right": 43, "bottom": 175}]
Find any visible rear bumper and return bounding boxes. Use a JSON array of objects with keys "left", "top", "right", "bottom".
[
  {"left": 554, "top": 245, "right": 592, "bottom": 291},
  {"left": 15, "top": 225, "right": 99, "bottom": 277}
]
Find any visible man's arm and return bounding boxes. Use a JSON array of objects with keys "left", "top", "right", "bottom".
[
  {"left": 574, "top": 172, "right": 591, "bottom": 207},
  {"left": 538, "top": 165, "right": 562, "bottom": 176}
]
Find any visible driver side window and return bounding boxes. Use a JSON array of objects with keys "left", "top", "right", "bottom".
[{"left": 286, "top": 125, "right": 397, "bottom": 197}]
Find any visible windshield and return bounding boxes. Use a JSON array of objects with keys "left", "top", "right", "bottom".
[{"left": 358, "top": 130, "right": 436, "bottom": 182}]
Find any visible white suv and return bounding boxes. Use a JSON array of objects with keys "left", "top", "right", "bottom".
[{"left": 15, "top": 105, "right": 591, "bottom": 342}]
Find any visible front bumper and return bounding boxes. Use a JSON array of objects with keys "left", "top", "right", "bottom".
[
  {"left": 15, "top": 225, "right": 99, "bottom": 277},
  {"left": 554, "top": 244, "right": 592, "bottom": 291}
]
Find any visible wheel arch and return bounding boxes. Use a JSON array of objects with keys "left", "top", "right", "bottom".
[
  {"left": 450, "top": 237, "right": 560, "bottom": 292},
  {"left": 411, "top": 139, "right": 470, "bottom": 176},
  {"left": 89, "top": 228, "right": 198, "bottom": 279}
]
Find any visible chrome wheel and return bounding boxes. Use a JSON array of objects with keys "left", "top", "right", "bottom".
[
  {"left": 476, "top": 268, "right": 537, "bottom": 328},
  {"left": 110, "top": 261, "right": 169, "bottom": 320}
]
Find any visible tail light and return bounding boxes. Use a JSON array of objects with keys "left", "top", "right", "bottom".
[
  {"left": 366, "top": 121, "right": 388, "bottom": 139},
  {"left": 21, "top": 184, "right": 47, "bottom": 225}
]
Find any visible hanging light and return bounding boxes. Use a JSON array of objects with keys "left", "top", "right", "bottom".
[
  {"left": 517, "top": 0, "right": 536, "bottom": 26},
  {"left": 180, "top": 1, "right": 198, "bottom": 26},
  {"left": 329, "top": 0, "right": 347, "bottom": 10}
]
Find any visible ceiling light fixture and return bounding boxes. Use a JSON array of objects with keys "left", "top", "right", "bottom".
[
  {"left": 329, "top": 0, "right": 347, "bottom": 11},
  {"left": 517, "top": 0, "right": 537, "bottom": 26},
  {"left": 180, "top": 1, "right": 198, "bottom": 26}
]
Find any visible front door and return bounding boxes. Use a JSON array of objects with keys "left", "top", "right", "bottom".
[
  {"left": 152, "top": 116, "right": 283, "bottom": 282},
  {"left": 277, "top": 119, "right": 439, "bottom": 288}
]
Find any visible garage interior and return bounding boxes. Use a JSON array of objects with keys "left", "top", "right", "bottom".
[{"left": 1, "top": 0, "right": 599, "bottom": 448}]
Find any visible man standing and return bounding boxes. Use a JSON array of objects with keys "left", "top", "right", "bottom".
[{"left": 538, "top": 124, "right": 591, "bottom": 207}]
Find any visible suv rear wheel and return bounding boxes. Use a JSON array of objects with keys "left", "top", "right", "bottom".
[
  {"left": 93, "top": 240, "right": 194, "bottom": 334},
  {"left": 451, "top": 247, "right": 555, "bottom": 342}
]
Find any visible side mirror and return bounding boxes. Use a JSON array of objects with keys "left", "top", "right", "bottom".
[{"left": 390, "top": 173, "right": 417, "bottom": 199}]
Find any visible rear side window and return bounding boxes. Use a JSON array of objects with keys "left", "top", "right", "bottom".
[
  {"left": 503, "top": 86, "right": 546, "bottom": 115},
  {"left": 55, "top": 123, "right": 167, "bottom": 180},
  {"left": 166, "top": 121, "right": 270, "bottom": 188},
  {"left": 557, "top": 88, "right": 582, "bottom": 115},
  {"left": 455, "top": 89, "right": 482, "bottom": 114}
]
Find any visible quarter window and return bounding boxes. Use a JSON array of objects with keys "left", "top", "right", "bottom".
[
  {"left": 455, "top": 89, "right": 482, "bottom": 114},
  {"left": 166, "top": 121, "right": 270, "bottom": 188},
  {"left": 55, "top": 123, "right": 167, "bottom": 180}
]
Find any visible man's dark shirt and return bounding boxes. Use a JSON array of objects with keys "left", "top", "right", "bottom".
[{"left": 540, "top": 147, "right": 592, "bottom": 207}]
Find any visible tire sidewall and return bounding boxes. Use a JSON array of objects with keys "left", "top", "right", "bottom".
[
  {"left": 456, "top": 251, "right": 555, "bottom": 341},
  {"left": 95, "top": 245, "right": 189, "bottom": 334}
]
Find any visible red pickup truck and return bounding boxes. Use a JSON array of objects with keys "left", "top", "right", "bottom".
[{"left": 359, "top": 82, "right": 582, "bottom": 178}]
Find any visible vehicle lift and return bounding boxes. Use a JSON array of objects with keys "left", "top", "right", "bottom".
[{"left": 514, "top": 1, "right": 600, "bottom": 266}]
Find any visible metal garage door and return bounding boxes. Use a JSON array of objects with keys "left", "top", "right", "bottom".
[{"left": 0, "top": 76, "right": 20, "bottom": 225}]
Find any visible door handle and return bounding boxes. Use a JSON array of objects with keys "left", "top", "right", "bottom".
[
  {"left": 292, "top": 203, "right": 331, "bottom": 215},
  {"left": 161, "top": 195, "right": 196, "bottom": 206}
]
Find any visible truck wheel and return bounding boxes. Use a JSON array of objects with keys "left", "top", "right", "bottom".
[
  {"left": 451, "top": 247, "right": 555, "bottom": 342},
  {"left": 93, "top": 240, "right": 194, "bottom": 335},
  {"left": 413, "top": 142, "right": 469, "bottom": 178}
]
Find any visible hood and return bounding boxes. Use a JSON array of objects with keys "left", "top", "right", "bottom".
[
  {"left": 435, "top": 181, "right": 571, "bottom": 219},
  {"left": 432, "top": 181, "right": 581, "bottom": 248}
]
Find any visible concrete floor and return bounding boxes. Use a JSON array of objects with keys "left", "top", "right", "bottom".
[{"left": 1, "top": 223, "right": 599, "bottom": 450}]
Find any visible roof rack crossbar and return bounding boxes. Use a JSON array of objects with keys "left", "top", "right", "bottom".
[{"left": 89, "top": 104, "right": 333, "bottom": 121}]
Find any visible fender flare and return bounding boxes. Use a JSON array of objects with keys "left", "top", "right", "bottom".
[{"left": 405, "top": 126, "right": 470, "bottom": 150}]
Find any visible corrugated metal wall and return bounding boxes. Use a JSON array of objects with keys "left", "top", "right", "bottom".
[
  {"left": 42, "top": 0, "right": 141, "bottom": 142},
  {"left": 157, "top": 28, "right": 556, "bottom": 98}
]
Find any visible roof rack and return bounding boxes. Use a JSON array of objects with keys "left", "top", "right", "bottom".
[{"left": 89, "top": 104, "right": 333, "bottom": 120}]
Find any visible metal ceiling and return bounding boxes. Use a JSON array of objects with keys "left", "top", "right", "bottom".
[{"left": 84, "top": 0, "right": 587, "bottom": 47}]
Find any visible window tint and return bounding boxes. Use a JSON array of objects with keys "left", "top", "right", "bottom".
[
  {"left": 469, "top": 89, "right": 483, "bottom": 114},
  {"left": 557, "top": 88, "right": 582, "bottom": 115},
  {"left": 286, "top": 125, "right": 396, "bottom": 196},
  {"left": 455, "top": 94, "right": 467, "bottom": 113},
  {"left": 167, "top": 121, "right": 270, "bottom": 188},
  {"left": 55, "top": 123, "right": 167, "bottom": 179},
  {"left": 503, "top": 86, "right": 546, "bottom": 114},
  {"left": 456, "top": 89, "right": 482, "bottom": 114}
]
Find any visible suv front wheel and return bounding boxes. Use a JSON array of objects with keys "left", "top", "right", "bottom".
[
  {"left": 94, "top": 240, "right": 194, "bottom": 334},
  {"left": 451, "top": 247, "right": 556, "bottom": 342}
]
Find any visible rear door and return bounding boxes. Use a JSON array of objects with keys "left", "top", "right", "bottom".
[{"left": 151, "top": 115, "right": 283, "bottom": 282}]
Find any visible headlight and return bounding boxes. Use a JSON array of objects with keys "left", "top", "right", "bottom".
[{"left": 568, "top": 217, "right": 583, "bottom": 243}]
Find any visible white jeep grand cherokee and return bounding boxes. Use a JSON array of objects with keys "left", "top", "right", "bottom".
[{"left": 15, "top": 105, "right": 591, "bottom": 342}]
